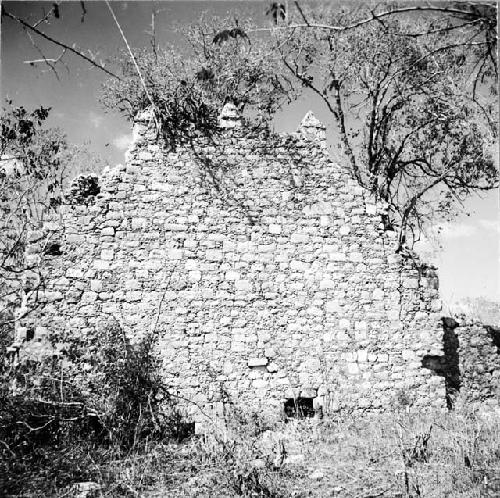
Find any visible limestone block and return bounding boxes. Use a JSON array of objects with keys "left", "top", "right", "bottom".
[
  {"left": 342, "top": 352, "right": 356, "bottom": 362},
  {"left": 402, "top": 350, "right": 416, "bottom": 360},
  {"left": 290, "top": 260, "right": 310, "bottom": 271},
  {"left": 168, "top": 249, "right": 183, "bottom": 260},
  {"left": 290, "top": 233, "right": 310, "bottom": 243},
  {"left": 66, "top": 234, "right": 85, "bottom": 243},
  {"left": 131, "top": 218, "right": 146, "bottom": 230},
  {"left": 252, "top": 379, "right": 268, "bottom": 389},
  {"left": 66, "top": 268, "right": 84, "bottom": 279},
  {"left": 325, "top": 300, "right": 340, "bottom": 313},
  {"left": 339, "top": 225, "right": 350, "bottom": 235},
  {"left": 431, "top": 299, "right": 442, "bottom": 311},
  {"left": 100, "top": 249, "right": 114, "bottom": 260},
  {"left": 265, "top": 347, "right": 275, "bottom": 357},
  {"left": 248, "top": 358, "right": 268, "bottom": 367},
  {"left": 206, "top": 249, "right": 223, "bottom": 261},
  {"left": 319, "top": 279, "right": 335, "bottom": 290},
  {"left": 349, "top": 252, "right": 363, "bottom": 262},
  {"left": 235, "top": 280, "right": 252, "bottom": 291},
  {"left": 138, "top": 150, "right": 153, "bottom": 161},
  {"left": 339, "top": 318, "right": 350, "bottom": 329},
  {"left": 35, "top": 326, "right": 49, "bottom": 337},
  {"left": 320, "top": 215, "right": 330, "bottom": 227},
  {"left": 354, "top": 329, "right": 368, "bottom": 341},
  {"left": 347, "top": 363, "right": 360, "bottom": 375},
  {"left": 269, "top": 224, "right": 282, "bottom": 234},
  {"left": 357, "top": 350, "right": 368, "bottom": 362},
  {"left": 307, "top": 306, "right": 323, "bottom": 316},
  {"left": 403, "top": 278, "right": 419, "bottom": 289},
  {"left": 329, "top": 252, "right": 346, "bottom": 261},
  {"left": 188, "top": 270, "right": 202, "bottom": 282},
  {"left": 225, "top": 270, "right": 240, "bottom": 281},
  {"left": 337, "top": 330, "right": 349, "bottom": 341},
  {"left": 124, "top": 279, "right": 140, "bottom": 290},
  {"left": 93, "top": 260, "right": 110, "bottom": 270},
  {"left": 81, "top": 291, "right": 97, "bottom": 303},
  {"left": 126, "top": 291, "right": 142, "bottom": 302},
  {"left": 180, "top": 261, "right": 197, "bottom": 272}
]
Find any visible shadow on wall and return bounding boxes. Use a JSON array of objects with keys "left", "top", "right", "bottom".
[
  {"left": 422, "top": 317, "right": 500, "bottom": 409},
  {"left": 422, "top": 317, "right": 461, "bottom": 409}
]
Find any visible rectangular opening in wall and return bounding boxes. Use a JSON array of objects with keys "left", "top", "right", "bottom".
[
  {"left": 284, "top": 397, "right": 315, "bottom": 418},
  {"left": 174, "top": 421, "right": 195, "bottom": 441},
  {"left": 26, "top": 327, "right": 35, "bottom": 341},
  {"left": 44, "top": 242, "right": 62, "bottom": 256}
]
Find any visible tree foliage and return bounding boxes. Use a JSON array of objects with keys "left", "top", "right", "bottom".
[
  {"left": 0, "top": 103, "right": 67, "bottom": 313},
  {"left": 0, "top": 102, "right": 106, "bottom": 322},
  {"left": 101, "top": 2, "right": 497, "bottom": 248},
  {"left": 100, "top": 17, "right": 296, "bottom": 149},
  {"left": 276, "top": 2, "right": 498, "bottom": 246}
]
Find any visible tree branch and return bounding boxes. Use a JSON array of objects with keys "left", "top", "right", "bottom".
[
  {"left": 248, "top": 5, "right": 495, "bottom": 35},
  {"left": 1, "top": 7, "right": 121, "bottom": 80}
]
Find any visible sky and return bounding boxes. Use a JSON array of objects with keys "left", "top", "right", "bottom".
[{"left": 1, "top": 1, "right": 499, "bottom": 307}]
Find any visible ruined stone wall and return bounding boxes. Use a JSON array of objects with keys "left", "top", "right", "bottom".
[
  {"left": 441, "top": 317, "right": 500, "bottom": 407},
  {"left": 17, "top": 111, "right": 447, "bottom": 423}
]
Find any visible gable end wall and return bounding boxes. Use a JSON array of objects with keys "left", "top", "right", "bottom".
[{"left": 17, "top": 113, "right": 447, "bottom": 421}]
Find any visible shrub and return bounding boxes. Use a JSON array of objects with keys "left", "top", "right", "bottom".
[{"left": 0, "top": 322, "right": 183, "bottom": 496}]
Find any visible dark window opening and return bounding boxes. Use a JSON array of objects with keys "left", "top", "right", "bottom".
[
  {"left": 173, "top": 421, "right": 195, "bottom": 442},
  {"left": 26, "top": 327, "right": 35, "bottom": 341},
  {"left": 421, "top": 355, "right": 446, "bottom": 375},
  {"left": 44, "top": 242, "right": 62, "bottom": 256},
  {"left": 486, "top": 326, "right": 500, "bottom": 353},
  {"left": 284, "top": 397, "right": 315, "bottom": 418}
]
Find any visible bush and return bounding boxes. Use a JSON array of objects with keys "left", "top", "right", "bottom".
[
  {"left": 100, "top": 16, "right": 296, "bottom": 150},
  {"left": 0, "top": 322, "right": 183, "bottom": 496}
]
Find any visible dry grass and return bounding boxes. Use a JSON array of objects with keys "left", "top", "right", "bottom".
[{"left": 82, "top": 406, "right": 500, "bottom": 498}]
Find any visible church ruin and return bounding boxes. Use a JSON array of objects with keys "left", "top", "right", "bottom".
[{"left": 11, "top": 106, "right": 499, "bottom": 427}]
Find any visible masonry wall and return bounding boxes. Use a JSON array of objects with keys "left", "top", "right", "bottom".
[
  {"left": 17, "top": 111, "right": 448, "bottom": 422},
  {"left": 440, "top": 317, "right": 500, "bottom": 407}
]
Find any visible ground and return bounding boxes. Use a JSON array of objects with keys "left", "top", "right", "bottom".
[{"left": 88, "top": 407, "right": 500, "bottom": 498}]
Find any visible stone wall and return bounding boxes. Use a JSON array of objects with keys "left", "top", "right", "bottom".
[
  {"left": 440, "top": 317, "right": 500, "bottom": 408},
  {"left": 15, "top": 109, "right": 448, "bottom": 424}
]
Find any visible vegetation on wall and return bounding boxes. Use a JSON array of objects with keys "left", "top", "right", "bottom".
[
  {"left": 275, "top": 2, "right": 498, "bottom": 246},
  {"left": 100, "top": 16, "right": 296, "bottom": 149},
  {"left": 0, "top": 3, "right": 498, "bottom": 495},
  {"left": 100, "top": 1, "right": 498, "bottom": 248}
]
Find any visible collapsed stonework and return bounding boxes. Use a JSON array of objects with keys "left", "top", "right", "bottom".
[{"left": 11, "top": 107, "right": 497, "bottom": 426}]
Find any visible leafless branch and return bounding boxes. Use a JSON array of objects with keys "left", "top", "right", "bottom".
[
  {"left": 249, "top": 4, "right": 495, "bottom": 35},
  {"left": 105, "top": 1, "right": 159, "bottom": 129},
  {"left": 1, "top": 7, "right": 121, "bottom": 80},
  {"left": 293, "top": 0, "right": 310, "bottom": 26}
]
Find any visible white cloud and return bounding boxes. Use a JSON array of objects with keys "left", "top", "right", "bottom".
[
  {"left": 89, "top": 112, "right": 104, "bottom": 129},
  {"left": 479, "top": 219, "right": 500, "bottom": 234},
  {"left": 112, "top": 134, "right": 133, "bottom": 151},
  {"left": 437, "top": 223, "right": 477, "bottom": 239}
]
